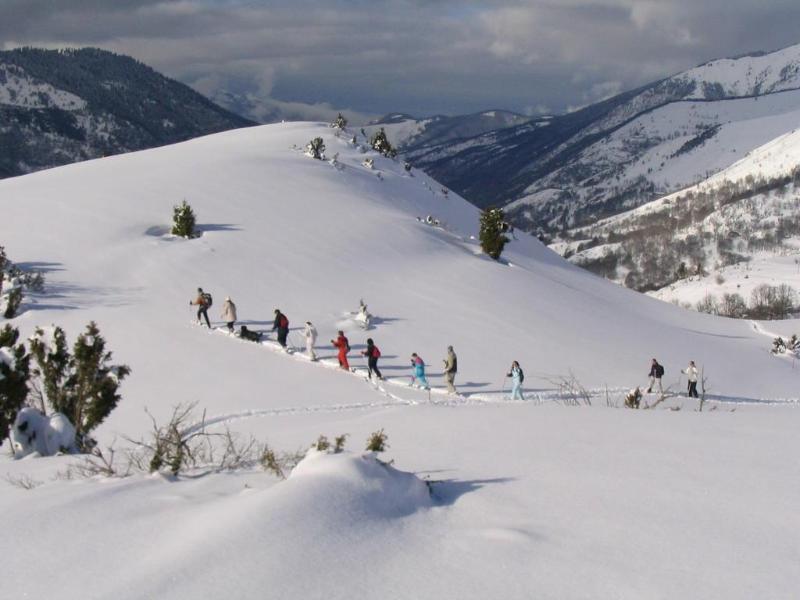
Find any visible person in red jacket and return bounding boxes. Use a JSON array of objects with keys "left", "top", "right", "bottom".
[{"left": 331, "top": 330, "right": 350, "bottom": 370}]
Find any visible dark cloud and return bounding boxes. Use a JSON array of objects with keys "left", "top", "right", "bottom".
[{"left": 1, "top": 0, "right": 798, "bottom": 119}]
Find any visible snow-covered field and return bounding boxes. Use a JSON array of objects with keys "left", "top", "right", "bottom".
[{"left": 1, "top": 122, "right": 798, "bottom": 599}]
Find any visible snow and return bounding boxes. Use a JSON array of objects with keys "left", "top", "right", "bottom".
[{"left": 0, "top": 122, "right": 798, "bottom": 598}]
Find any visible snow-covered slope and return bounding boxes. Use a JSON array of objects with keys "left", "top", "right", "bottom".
[
  {"left": 563, "top": 126, "right": 800, "bottom": 299},
  {"left": 1, "top": 123, "right": 798, "bottom": 599}
]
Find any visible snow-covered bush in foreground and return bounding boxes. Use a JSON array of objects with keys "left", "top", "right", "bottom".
[
  {"left": 10, "top": 406, "right": 77, "bottom": 458},
  {"left": 0, "top": 324, "right": 30, "bottom": 441}
]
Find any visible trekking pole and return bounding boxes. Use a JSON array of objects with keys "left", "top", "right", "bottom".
[{"left": 501, "top": 375, "right": 508, "bottom": 398}]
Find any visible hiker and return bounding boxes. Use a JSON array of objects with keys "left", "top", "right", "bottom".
[
  {"left": 361, "top": 338, "right": 383, "bottom": 380},
  {"left": 507, "top": 360, "right": 525, "bottom": 400},
  {"left": 625, "top": 387, "right": 642, "bottom": 409},
  {"left": 410, "top": 353, "right": 430, "bottom": 389},
  {"left": 220, "top": 296, "right": 237, "bottom": 332},
  {"left": 304, "top": 321, "right": 318, "bottom": 361},
  {"left": 443, "top": 345, "right": 457, "bottom": 394},
  {"left": 331, "top": 330, "right": 350, "bottom": 370},
  {"left": 647, "top": 358, "right": 664, "bottom": 394},
  {"left": 272, "top": 309, "right": 289, "bottom": 348},
  {"left": 190, "top": 287, "right": 212, "bottom": 328},
  {"left": 682, "top": 360, "right": 699, "bottom": 398}
]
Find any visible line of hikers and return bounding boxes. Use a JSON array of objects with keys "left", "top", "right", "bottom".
[
  {"left": 193, "top": 289, "right": 702, "bottom": 403},
  {"left": 190, "top": 288, "right": 526, "bottom": 398}
]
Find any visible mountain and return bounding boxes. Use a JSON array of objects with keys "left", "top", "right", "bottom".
[
  {"left": 405, "top": 43, "right": 800, "bottom": 232},
  {"left": 0, "top": 47, "right": 253, "bottom": 179},
  {"left": 363, "top": 110, "right": 538, "bottom": 152},
  {"left": 562, "top": 126, "right": 800, "bottom": 305},
  {"left": 1, "top": 122, "right": 798, "bottom": 598}
]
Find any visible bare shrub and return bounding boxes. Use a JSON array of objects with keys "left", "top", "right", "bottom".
[
  {"left": 366, "top": 429, "right": 389, "bottom": 452},
  {"left": 4, "top": 473, "right": 43, "bottom": 490},
  {"left": 544, "top": 371, "right": 592, "bottom": 406}
]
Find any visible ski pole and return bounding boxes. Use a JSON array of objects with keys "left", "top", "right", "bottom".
[{"left": 501, "top": 375, "right": 508, "bottom": 398}]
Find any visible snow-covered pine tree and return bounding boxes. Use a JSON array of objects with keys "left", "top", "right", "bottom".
[
  {"left": 0, "top": 324, "right": 30, "bottom": 442},
  {"left": 29, "top": 325, "right": 70, "bottom": 412},
  {"left": 370, "top": 128, "right": 396, "bottom": 158},
  {"left": 306, "top": 137, "right": 326, "bottom": 159},
  {"left": 479, "top": 207, "right": 510, "bottom": 260},
  {"left": 172, "top": 200, "right": 196, "bottom": 238},
  {"left": 331, "top": 113, "right": 348, "bottom": 130}
]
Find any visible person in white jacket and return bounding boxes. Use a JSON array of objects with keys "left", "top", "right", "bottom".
[
  {"left": 304, "top": 321, "right": 318, "bottom": 361},
  {"left": 682, "top": 360, "right": 699, "bottom": 398},
  {"left": 221, "top": 297, "right": 237, "bottom": 332}
]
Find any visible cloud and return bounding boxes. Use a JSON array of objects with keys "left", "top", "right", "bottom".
[{"left": 1, "top": 1, "right": 798, "bottom": 116}]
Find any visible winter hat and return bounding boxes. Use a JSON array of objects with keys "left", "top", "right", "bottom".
[
  {"left": 197, "top": 287, "right": 203, "bottom": 293},
  {"left": 225, "top": 296, "right": 231, "bottom": 301},
  {"left": 274, "top": 309, "right": 280, "bottom": 314},
  {"left": 367, "top": 338, "right": 374, "bottom": 345},
  {"left": 447, "top": 345, "right": 453, "bottom": 351}
]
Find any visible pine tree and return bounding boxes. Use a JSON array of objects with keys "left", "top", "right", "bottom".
[
  {"left": 370, "top": 128, "right": 396, "bottom": 158},
  {"left": 65, "top": 322, "right": 131, "bottom": 441},
  {"left": 306, "top": 137, "right": 326, "bottom": 159},
  {"left": 331, "top": 113, "right": 347, "bottom": 130},
  {"left": 29, "top": 326, "right": 71, "bottom": 413},
  {"left": 2, "top": 286, "right": 23, "bottom": 318},
  {"left": 479, "top": 207, "right": 510, "bottom": 260},
  {"left": 0, "top": 324, "right": 30, "bottom": 442},
  {"left": 172, "top": 200, "right": 196, "bottom": 238}
]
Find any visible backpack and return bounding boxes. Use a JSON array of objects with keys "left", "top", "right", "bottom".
[
  {"left": 518, "top": 367, "right": 524, "bottom": 383},
  {"left": 655, "top": 364, "right": 664, "bottom": 377},
  {"left": 345, "top": 337, "right": 351, "bottom": 352},
  {"left": 201, "top": 293, "right": 213, "bottom": 307},
  {"left": 279, "top": 315, "right": 288, "bottom": 329},
  {"left": 371, "top": 346, "right": 381, "bottom": 359}
]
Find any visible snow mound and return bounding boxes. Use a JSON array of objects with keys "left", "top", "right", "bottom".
[
  {"left": 10, "top": 407, "right": 77, "bottom": 458},
  {"left": 288, "top": 449, "right": 432, "bottom": 518}
]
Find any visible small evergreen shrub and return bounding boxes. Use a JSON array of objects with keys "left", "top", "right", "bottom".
[
  {"left": 29, "top": 322, "right": 130, "bottom": 447},
  {"left": 334, "top": 433, "right": 348, "bottom": 453},
  {"left": 3, "top": 287, "right": 23, "bottom": 319},
  {"left": 306, "top": 137, "right": 326, "bottom": 159},
  {"left": 331, "top": 113, "right": 347, "bottom": 130},
  {"left": 365, "top": 428, "right": 388, "bottom": 452},
  {"left": 313, "top": 435, "right": 331, "bottom": 452},
  {"left": 479, "top": 207, "right": 510, "bottom": 260},
  {"left": 172, "top": 200, "right": 196, "bottom": 238},
  {"left": 369, "top": 128, "right": 396, "bottom": 158}
]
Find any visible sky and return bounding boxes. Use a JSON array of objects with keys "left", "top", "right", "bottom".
[{"left": 1, "top": 0, "right": 799, "bottom": 122}]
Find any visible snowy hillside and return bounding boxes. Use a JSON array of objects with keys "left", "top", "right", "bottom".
[
  {"left": 0, "top": 47, "right": 252, "bottom": 179},
  {"left": 1, "top": 123, "right": 798, "bottom": 599},
  {"left": 363, "top": 110, "right": 536, "bottom": 153},
  {"left": 406, "top": 42, "right": 800, "bottom": 233},
  {"left": 563, "top": 126, "right": 800, "bottom": 306}
]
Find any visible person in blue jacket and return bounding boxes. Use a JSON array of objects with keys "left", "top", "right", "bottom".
[
  {"left": 507, "top": 360, "right": 525, "bottom": 400},
  {"left": 410, "top": 353, "right": 430, "bottom": 389}
]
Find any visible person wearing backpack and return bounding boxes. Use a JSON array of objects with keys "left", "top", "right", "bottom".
[
  {"left": 361, "top": 338, "right": 383, "bottom": 380},
  {"left": 272, "top": 309, "right": 289, "bottom": 348},
  {"left": 304, "top": 321, "right": 318, "bottom": 361},
  {"left": 507, "top": 360, "right": 525, "bottom": 400},
  {"left": 682, "top": 360, "right": 699, "bottom": 398},
  {"left": 647, "top": 358, "right": 664, "bottom": 394},
  {"left": 443, "top": 346, "right": 457, "bottom": 394},
  {"left": 410, "top": 353, "right": 430, "bottom": 389},
  {"left": 331, "top": 330, "right": 350, "bottom": 370},
  {"left": 190, "top": 287, "right": 212, "bottom": 328},
  {"left": 220, "top": 297, "right": 237, "bottom": 332}
]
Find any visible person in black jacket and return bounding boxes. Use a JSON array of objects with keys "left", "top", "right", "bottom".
[
  {"left": 647, "top": 358, "right": 664, "bottom": 394},
  {"left": 272, "top": 309, "right": 289, "bottom": 348},
  {"left": 361, "top": 338, "right": 383, "bottom": 380}
]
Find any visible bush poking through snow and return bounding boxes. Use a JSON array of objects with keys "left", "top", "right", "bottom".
[
  {"left": 171, "top": 199, "right": 196, "bottom": 238},
  {"left": 306, "top": 137, "right": 326, "bottom": 159},
  {"left": 331, "top": 113, "right": 347, "bottom": 130},
  {"left": 365, "top": 429, "right": 388, "bottom": 453},
  {"left": 370, "top": 128, "right": 396, "bottom": 158},
  {"left": 314, "top": 435, "right": 331, "bottom": 452},
  {"left": 479, "top": 207, "right": 510, "bottom": 260},
  {"left": 29, "top": 322, "right": 130, "bottom": 449},
  {"left": 334, "top": 434, "right": 348, "bottom": 453},
  {"left": 0, "top": 325, "right": 30, "bottom": 442},
  {"left": 3, "top": 287, "right": 23, "bottom": 319}
]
